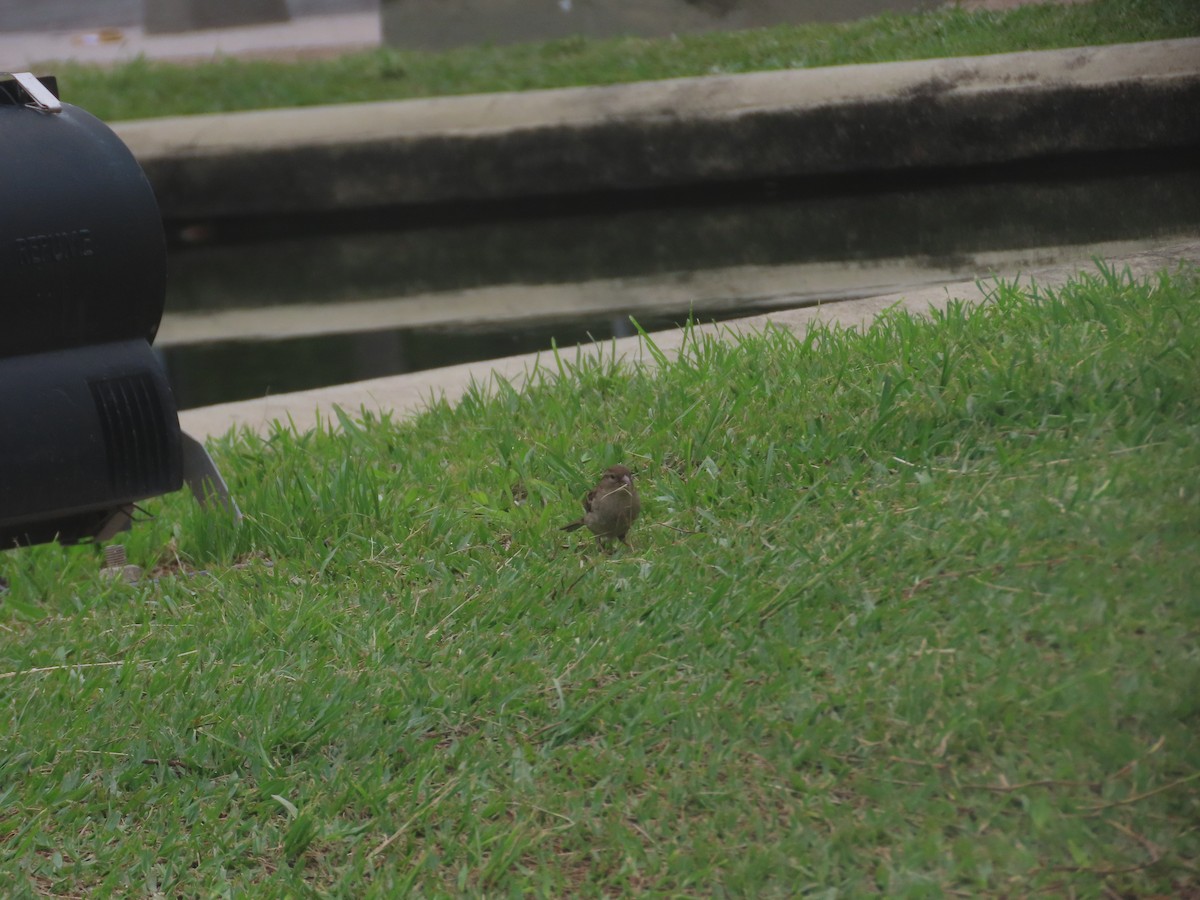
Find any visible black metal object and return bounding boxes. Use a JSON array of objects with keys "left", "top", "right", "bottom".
[{"left": 0, "top": 73, "right": 184, "bottom": 548}]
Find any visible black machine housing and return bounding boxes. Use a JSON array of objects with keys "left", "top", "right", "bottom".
[{"left": 0, "top": 73, "right": 184, "bottom": 547}]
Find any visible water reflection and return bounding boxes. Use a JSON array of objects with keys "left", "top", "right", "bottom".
[
  {"left": 160, "top": 156, "right": 1200, "bottom": 409},
  {"left": 165, "top": 314, "right": 646, "bottom": 410}
]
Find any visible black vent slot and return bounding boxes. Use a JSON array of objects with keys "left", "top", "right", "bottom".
[{"left": 89, "top": 372, "right": 172, "bottom": 497}]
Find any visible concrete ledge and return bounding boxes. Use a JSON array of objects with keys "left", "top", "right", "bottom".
[
  {"left": 115, "top": 38, "right": 1200, "bottom": 219},
  {"left": 176, "top": 238, "right": 1200, "bottom": 440}
]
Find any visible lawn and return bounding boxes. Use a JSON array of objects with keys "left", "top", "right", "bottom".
[
  {"left": 50, "top": 0, "right": 1200, "bottom": 121},
  {"left": 1, "top": 264, "right": 1197, "bottom": 895}
]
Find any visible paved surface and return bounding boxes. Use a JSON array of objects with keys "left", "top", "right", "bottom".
[
  {"left": 177, "top": 239, "right": 1200, "bottom": 440},
  {"left": 0, "top": 0, "right": 371, "bottom": 31},
  {"left": 1, "top": 9, "right": 379, "bottom": 68},
  {"left": 0, "top": 0, "right": 141, "bottom": 30}
]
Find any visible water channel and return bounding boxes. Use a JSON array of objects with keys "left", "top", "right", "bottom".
[{"left": 157, "top": 151, "right": 1200, "bottom": 410}]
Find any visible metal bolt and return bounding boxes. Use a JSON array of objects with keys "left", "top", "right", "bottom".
[{"left": 100, "top": 544, "right": 141, "bottom": 584}]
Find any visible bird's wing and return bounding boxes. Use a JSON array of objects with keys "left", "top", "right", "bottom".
[{"left": 582, "top": 487, "right": 598, "bottom": 514}]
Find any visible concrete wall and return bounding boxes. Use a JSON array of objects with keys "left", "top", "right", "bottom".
[
  {"left": 113, "top": 39, "right": 1200, "bottom": 220},
  {"left": 143, "top": 0, "right": 291, "bottom": 35}
]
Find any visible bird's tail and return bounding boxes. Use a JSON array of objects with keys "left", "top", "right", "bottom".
[{"left": 560, "top": 520, "right": 586, "bottom": 532}]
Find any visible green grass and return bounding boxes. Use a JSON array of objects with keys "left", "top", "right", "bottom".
[
  {"left": 1, "top": 263, "right": 1198, "bottom": 895},
  {"left": 49, "top": 0, "right": 1200, "bottom": 121}
]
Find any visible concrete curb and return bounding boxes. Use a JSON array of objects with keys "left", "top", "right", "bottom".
[
  {"left": 176, "top": 238, "right": 1200, "bottom": 441},
  {"left": 115, "top": 38, "right": 1200, "bottom": 219}
]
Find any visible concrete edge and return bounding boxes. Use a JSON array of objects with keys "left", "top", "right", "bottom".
[
  {"left": 113, "top": 38, "right": 1200, "bottom": 217},
  {"left": 117, "top": 38, "right": 1200, "bottom": 146},
  {"left": 176, "top": 238, "right": 1200, "bottom": 442}
]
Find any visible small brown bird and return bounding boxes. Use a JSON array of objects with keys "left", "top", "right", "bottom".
[{"left": 561, "top": 464, "right": 641, "bottom": 549}]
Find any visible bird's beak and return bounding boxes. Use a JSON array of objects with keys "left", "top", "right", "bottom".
[{"left": 622, "top": 475, "right": 632, "bottom": 487}]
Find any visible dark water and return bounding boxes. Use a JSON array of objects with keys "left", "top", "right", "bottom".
[{"left": 159, "top": 154, "right": 1200, "bottom": 410}]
